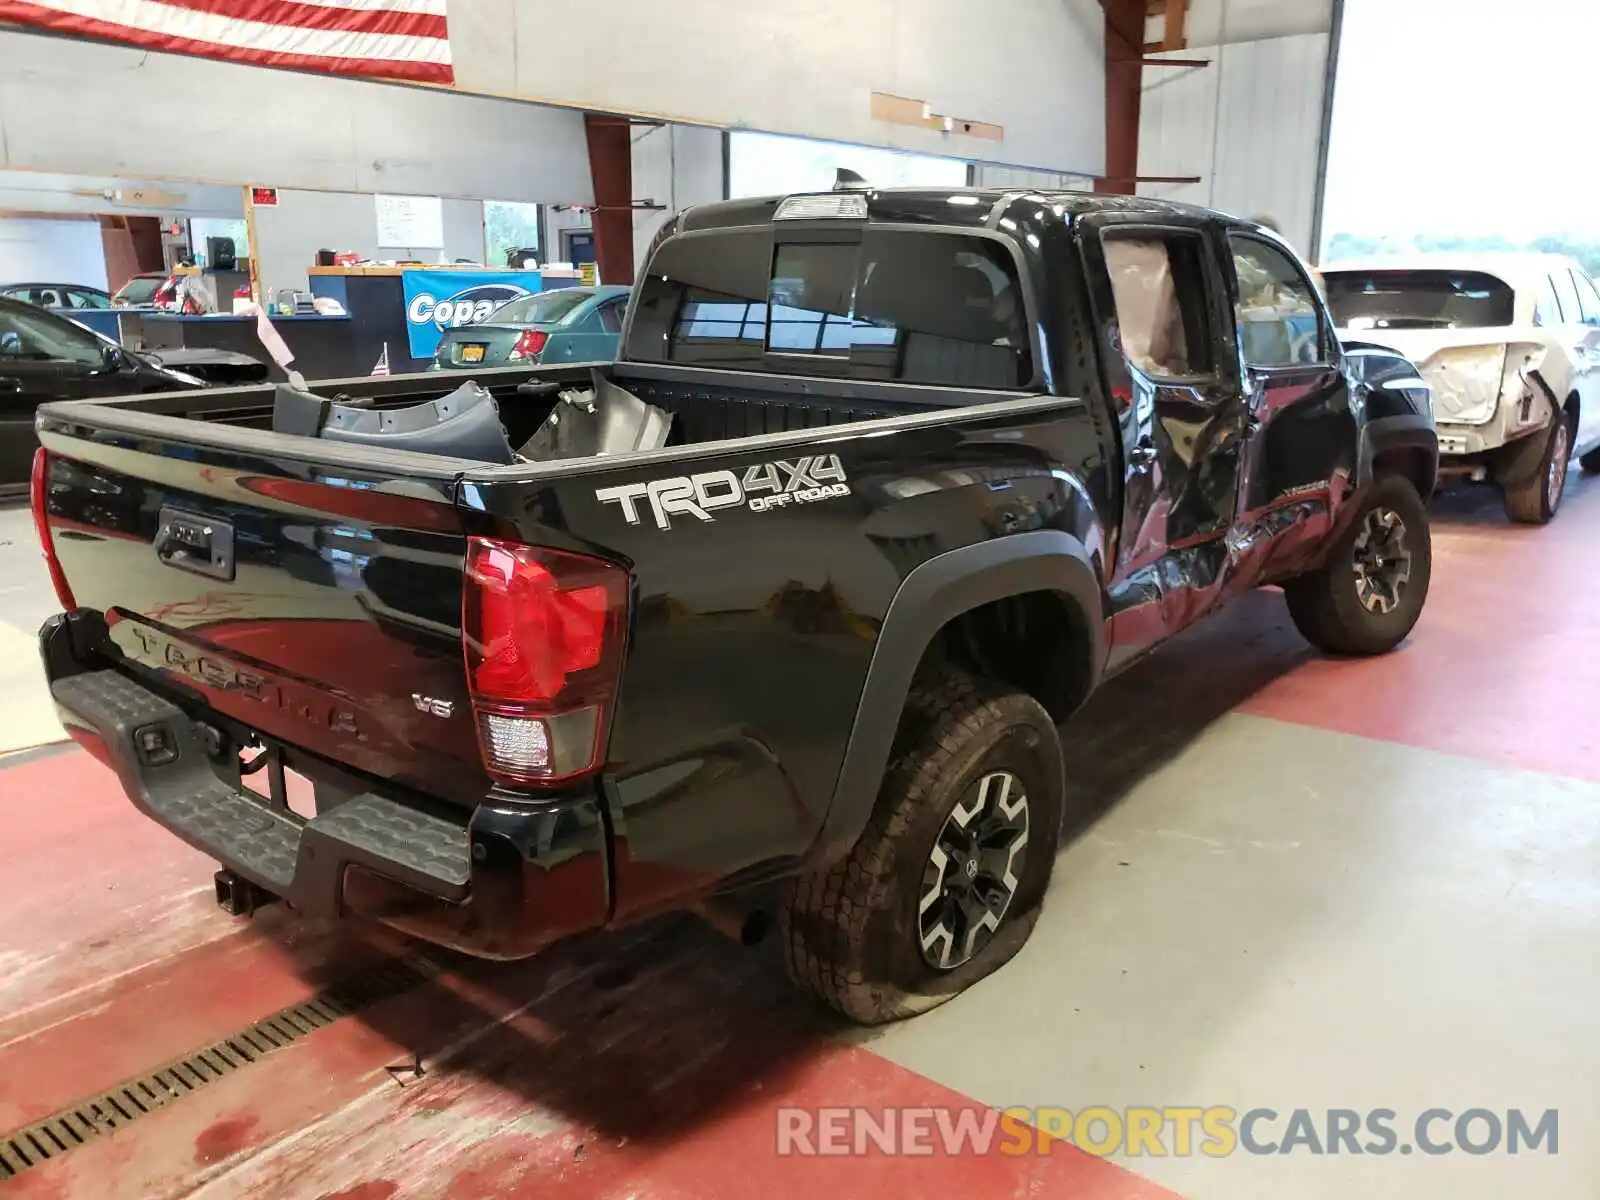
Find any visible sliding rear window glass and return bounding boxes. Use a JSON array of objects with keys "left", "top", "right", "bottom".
[
  {"left": 625, "top": 228, "right": 1033, "bottom": 389},
  {"left": 1322, "top": 269, "right": 1515, "bottom": 331}
]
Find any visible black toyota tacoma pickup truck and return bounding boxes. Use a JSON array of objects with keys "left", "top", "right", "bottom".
[{"left": 33, "top": 188, "right": 1436, "bottom": 1024}]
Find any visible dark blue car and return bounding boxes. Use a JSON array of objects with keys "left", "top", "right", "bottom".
[{"left": 432, "top": 285, "right": 631, "bottom": 370}]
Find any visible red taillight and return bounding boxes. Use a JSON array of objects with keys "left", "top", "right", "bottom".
[
  {"left": 30, "top": 449, "right": 77, "bottom": 611},
  {"left": 462, "top": 537, "right": 628, "bottom": 786},
  {"left": 508, "top": 329, "right": 548, "bottom": 361}
]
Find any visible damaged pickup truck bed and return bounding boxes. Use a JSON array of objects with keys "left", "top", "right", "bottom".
[{"left": 34, "top": 188, "right": 1436, "bottom": 1024}]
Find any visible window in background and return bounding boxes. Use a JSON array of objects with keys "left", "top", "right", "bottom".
[
  {"left": 1322, "top": 0, "right": 1600, "bottom": 271},
  {"left": 487, "top": 290, "right": 589, "bottom": 325},
  {"left": 187, "top": 218, "right": 249, "bottom": 266},
  {"left": 0, "top": 302, "right": 104, "bottom": 366},
  {"left": 1572, "top": 271, "right": 1600, "bottom": 326},
  {"left": 728, "top": 130, "right": 968, "bottom": 199},
  {"left": 1537, "top": 275, "right": 1564, "bottom": 327},
  {"left": 64, "top": 287, "right": 111, "bottom": 309},
  {"left": 484, "top": 202, "right": 542, "bottom": 268},
  {"left": 1230, "top": 236, "right": 1324, "bottom": 368},
  {"left": 596, "top": 297, "right": 627, "bottom": 334},
  {"left": 1552, "top": 269, "right": 1583, "bottom": 327}
]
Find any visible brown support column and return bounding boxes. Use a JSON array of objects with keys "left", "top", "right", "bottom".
[
  {"left": 1096, "top": 0, "right": 1146, "bottom": 195},
  {"left": 583, "top": 113, "right": 634, "bottom": 286}
]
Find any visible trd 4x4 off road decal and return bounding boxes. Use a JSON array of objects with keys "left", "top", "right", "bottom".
[{"left": 595, "top": 455, "right": 851, "bottom": 530}]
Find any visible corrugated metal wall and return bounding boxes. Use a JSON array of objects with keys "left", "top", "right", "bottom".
[{"left": 1137, "top": 0, "right": 1335, "bottom": 258}]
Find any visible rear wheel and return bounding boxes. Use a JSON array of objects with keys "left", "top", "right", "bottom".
[
  {"left": 779, "top": 670, "right": 1063, "bottom": 1025},
  {"left": 1504, "top": 412, "right": 1572, "bottom": 524},
  {"left": 1579, "top": 444, "right": 1600, "bottom": 475},
  {"left": 1284, "top": 473, "right": 1431, "bottom": 656}
]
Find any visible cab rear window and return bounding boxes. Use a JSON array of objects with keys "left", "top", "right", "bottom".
[
  {"left": 1322, "top": 269, "right": 1515, "bottom": 331},
  {"left": 625, "top": 228, "right": 1032, "bottom": 389}
]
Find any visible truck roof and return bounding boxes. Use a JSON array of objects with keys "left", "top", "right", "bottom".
[{"left": 674, "top": 186, "right": 1232, "bottom": 235}]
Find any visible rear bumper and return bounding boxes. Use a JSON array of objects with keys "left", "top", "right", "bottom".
[
  {"left": 40, "top": 613, "right": 611, "bottom": 960},
  {"left": 1435, "top": 418, "right": 1546, "bottom": 463},
  {"left": 1435, "top": 382, "right": 1556, "bottom": 460}
]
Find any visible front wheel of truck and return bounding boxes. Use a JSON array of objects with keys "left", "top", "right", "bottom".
[
  {"left": 779, "top": 669, "right": 1064, "bottom": 1025},
  {"left": 1284, "top": 473, "right": 1432, "bottom": 657}
]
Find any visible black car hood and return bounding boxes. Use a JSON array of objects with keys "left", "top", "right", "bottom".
[
  {"left": 141, "top": 347, "right": 269, "bottom": 386},
  {"left": 144, "top": 348, "right": 264, "bottom": 370}
]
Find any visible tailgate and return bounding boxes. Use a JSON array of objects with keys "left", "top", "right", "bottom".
[{"left": 36, "top": 417, "right": 488, "bottom": 805}]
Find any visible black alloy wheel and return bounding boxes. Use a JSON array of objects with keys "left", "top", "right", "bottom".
[{"left": 917, "top": 769, "right": 1030, "bottom": 971}]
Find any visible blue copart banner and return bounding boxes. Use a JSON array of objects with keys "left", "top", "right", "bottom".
[{"left": 401, "top": 270, "right": 541, "bottom": 358}]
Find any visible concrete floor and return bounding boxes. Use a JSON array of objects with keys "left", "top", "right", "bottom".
[{"left": 0, "top": 475, "right": 1595, "bottom": 1199}]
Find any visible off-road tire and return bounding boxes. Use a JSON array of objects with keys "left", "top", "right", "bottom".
[
  {"left": 1504, "top": 411, "right": 1573, "bottom": 524},
  {"left": 1284, "top": 473, "right": 1431, "bottom": 656},
  {"left": 779, "top": 669, "right": 1064, "bottom": 1025}
]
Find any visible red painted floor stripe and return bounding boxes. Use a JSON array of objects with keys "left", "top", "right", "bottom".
[
  {"left": 1241, "top": 484, "right": 1600, "bottom": 780},
  {"left": 200, "top": 1042, "right": 1180, "bottom": 1200},
  {"left": 2, "top": 951, "right": 578, "bottom": 1199},
  {"left": 0, "top": 915, "right": 398, "bottom": 1130},
  {"left": 4, "top": 913, "right": 1178, "bottom": 1199},
  {"left": 0, "top": 751, "right": 241, "bottom": 1025}
]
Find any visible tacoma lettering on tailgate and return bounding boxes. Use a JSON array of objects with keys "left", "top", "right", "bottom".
[{"left": 114, "top": 624, "right": 365, "bottom": 738}]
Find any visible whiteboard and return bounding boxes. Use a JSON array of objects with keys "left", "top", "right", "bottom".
[{"left": 375, "top": 194, "right": 445, "bottom": 249}]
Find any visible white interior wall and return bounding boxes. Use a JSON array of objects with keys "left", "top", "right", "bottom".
[
  {"left": 973, "top": 165, "right": 1099, "bottom": 191},
  {"left": 0, "top": 32, "right": 593, "bottom": 205},
  {"left": 1136, "top": 0, "right": 1334, "bottom": 258},
  {"left": 1179, "top": 0, "right": 1334, "bottom": 44},
  {"left": 452, "top": 0, "right": 1106, "bottom": 175},
  {"left": 631, "top": 125, "right": 725, "bottom": 272},
  {"left": 0, "top": 218, "right": 109, "bottom": 290},
  {"left": 250, "top": 192, "right": 486, "bottom": 299},
  {"left": 727, "top": 131, "right": 967, "bottom": 199}
]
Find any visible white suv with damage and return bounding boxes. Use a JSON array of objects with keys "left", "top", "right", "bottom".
[{"left": 1322, "top": 253, "right": 1600, "bottom": 523}]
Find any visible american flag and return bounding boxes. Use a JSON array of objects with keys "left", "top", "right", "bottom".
[{"left": 0, "top": 0, "right": 453, "bottom": 85}]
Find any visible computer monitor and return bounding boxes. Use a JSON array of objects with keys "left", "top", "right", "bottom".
[{"left": 206, "top": 237, "right": 237, "bottom": 271}]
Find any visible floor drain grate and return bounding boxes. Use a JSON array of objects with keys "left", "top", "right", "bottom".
[{"left": 0, "top": 955, "right": 439, "bottom": 1181}]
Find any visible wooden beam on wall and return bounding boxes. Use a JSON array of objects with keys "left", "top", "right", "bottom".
[
  {"left": 1163, "top": 0, "right": 1189, "bottom": 51},
  {"left": 869, "top": 92, "right": 1004, "bottom": 142}
]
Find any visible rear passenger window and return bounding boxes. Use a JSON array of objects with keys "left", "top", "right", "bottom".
[
  {"left": 597, "top": 299, "right": 626, "bottom": 334},
  {"left": 628, "top": 228, "right": 1033, "bottom": 388},
  {"left": 1552, "top": 270, "right": 1582, "bottom": 326},
  {"left": 1101, "top": 231, "right": 1213, "bottom": 379},
  {"left": 1536, "top": 275, "right": 1563, "bottom": 326},
  {"left": 1229, "top": 236, "right": 1325, "bottom": 367},
  {"left": 1574, "top": 271, "right": 1600, "bottom": 327}
]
